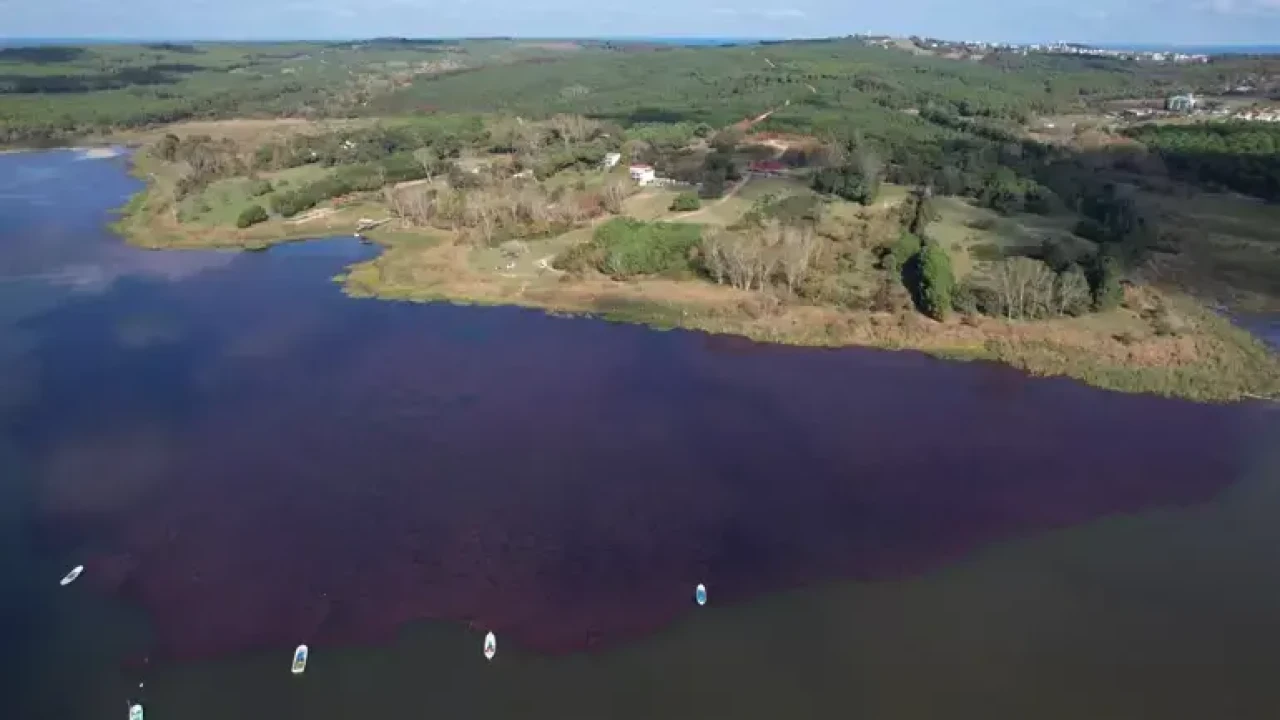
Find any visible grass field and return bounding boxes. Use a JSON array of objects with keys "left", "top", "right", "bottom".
[
  {"left": 1138, "top": 192, "right": 1280, "bottom": 313},
  {"left": 178, "top": 165, "right": 332, "bottom": 225},
  {"left": 926, "top": 196, "right": 1097, "bottom": 281}
]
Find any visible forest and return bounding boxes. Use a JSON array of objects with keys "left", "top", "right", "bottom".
[
  {"left": 0, "top": 39, "right": 578, "bottom": 146},
  {"left": 1125, "top": 122, "right": 1280, "bottom": 200},
  {"left": 5, "top": 37, "right": 1279, "bottom": 150}
]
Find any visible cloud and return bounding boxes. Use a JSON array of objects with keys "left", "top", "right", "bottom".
[{"left": 762, "top": 7, "right": 805, "bottom": 18}]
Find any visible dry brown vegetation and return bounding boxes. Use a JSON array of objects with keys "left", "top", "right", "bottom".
[
  {"left": 109, "top": 117, "right": 1277, "bottom": 403},
  {"left": 381, "top": 175, "right": 628, "bottom": 246},
  {"left": 700, "top": 219, "right": 820, "bottom": 292}
]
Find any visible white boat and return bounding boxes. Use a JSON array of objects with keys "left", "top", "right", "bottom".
[
  {"left": 695, "top": 583, "right": 707, "bottom": 606},
  {"left": 291, "top": 644, "right": 309, "bottom": 675},
  {"left": 483, "top": 632, "right": 497, "bottom": 661},
  {"left": 128, "top": 703, "right": 144, "bottom": 720},
  {"left": 60, "top": 565, "right": 84, "bottom": 586}
]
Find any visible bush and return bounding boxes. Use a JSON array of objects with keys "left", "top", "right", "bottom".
[
  {"left": 1039, "top": 238, "right": 1075, "bottom": 273},
  {"left": 1024, "top": 185, "right": 1061, "bottom": 215},
  {"left": 246, "top": 178, "right": 273, "bottom": 196},
  {"left": 812, "top": 165, "right": 881, "bottom": 205},
  {"left": 268, "top": 160, "right": 416, "bottom": 218},
  {"left": 236, "top": 204, "right": 269, "bottom": 228},
  {"left": 882, "top": 232, "right": 922, "bottom": 273},
  {"left": 952, "top": 282, "right": 980, "bottom": 315},
  {"left": 699, "top": 173, "right": 727, "bottom": 199},
  {"left": 555, "top": 217, "right": 701, "bottom": 278},
  {"left": 918, "top": 241, "right": 955, "bottom": 320},
  {"left": 154, "top": 133, "right": 180, "bottom": 161},
  {"left": 1088, "top": 255, "right": 1123, "bottom": 311},
  {"left": 1074, "top": 217, "right": 1109, "bottom": 243},
  {"left": 669, "top": 192, "right": 701, "bottom": 212},
  {"left": 977, "top": 167, "right": 1028, "bottom": 214}
]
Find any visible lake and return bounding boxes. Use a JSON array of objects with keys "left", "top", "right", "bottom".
[{"left": 2, "top": 149, "right": 1278, "bottom": 720}]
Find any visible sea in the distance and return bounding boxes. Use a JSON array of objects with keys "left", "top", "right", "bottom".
[
  {"left": 2, "top": 149, "right": 1279, "bottom": 719},
  {"left": 1099, "top": 43, "right": 1280, "bottom": 55}
]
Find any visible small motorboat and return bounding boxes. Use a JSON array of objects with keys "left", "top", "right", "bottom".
[
  {"left": 60, "top": 565, "right": 84, "bottom": 586},
  {"left": 695, "top": 583, "right": 707, "bottom": 606},
  {"left": 291, "top": 644, "right": 309, "bottom": 675},
  {"left": 483, "top": 632, "right": 497, "bottom": 661},
  {"left": 128, "top": 702, "right": 144, "bottom": 720}
]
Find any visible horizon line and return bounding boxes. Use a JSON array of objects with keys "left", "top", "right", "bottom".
[{"left": 3, "top": 35, "right": 1279, "bottom": 48}]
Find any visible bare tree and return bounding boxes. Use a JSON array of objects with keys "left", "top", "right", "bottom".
[
  {"left": 700, "top": 228, "right": 759, "bottom": 290},
  {"left": 600, "top": 177, "right": 630, "bottom": 214},
  {"left": 383, "top": 187, "right": 406, "bottom": 219},
  {"left": 466, "top": 191, "right": 500, "bottom": 246},
  {"left": 819, "top": 132, "right": 847, "bottom": 168},
  {"left": 700, "top": 221, "right": 784, "bottom": 291},
  {"left": 701, "top": 229, "right": 729, "bottom": 285},
  {"left": 778, "top": 222, "right": 819, "bottom": 293},
  {"left": 549, "top": 114, "right": 597, "bottom": 148},
  {"left": 854, "top": 144, "right": 882, "bottom": 187},
  {"left": 435, "top": 188, "right": 467, "bottom": 232},
  {"left": 991, "top": 257, "right": 1056, "bottom": 319},
  {"left": 725, "top": 230, "right": 764, "bottom": 290},
  {"left": 1053, "top": 264, "right": 1091, "bottom": 316},
  {"left": 413, "top": 147, "right": 441, "bottom": 182}
]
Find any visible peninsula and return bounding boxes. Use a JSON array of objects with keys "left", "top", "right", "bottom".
[{"left": 6, "top": 37, "right": 1277, "bottom": 401}]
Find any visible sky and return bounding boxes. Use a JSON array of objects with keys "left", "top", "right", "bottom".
[{"left": 3, "top": 0, "right": 1280, "bottom": 46}]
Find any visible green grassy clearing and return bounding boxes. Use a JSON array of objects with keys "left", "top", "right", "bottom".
[
  {"left": 178, "top": 165, "right": 332, "bottom": 225},
  {"left": 926, "top": 196, "right": 1097, "bottom": 281}
]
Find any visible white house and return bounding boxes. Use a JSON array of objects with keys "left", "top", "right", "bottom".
[
  {"left": 628, "top": 164, "right": 656, "bottom": 186},
  {"left": 603, "top": 152, "right": 622, "bottom": 169}
]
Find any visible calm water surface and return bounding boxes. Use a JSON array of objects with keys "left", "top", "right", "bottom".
[{"left": 2, "top": 150, "right": 1278, "bottom": 720}]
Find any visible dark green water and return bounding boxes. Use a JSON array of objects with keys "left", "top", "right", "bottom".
[{"left": 2, "top": 149, "right": 1278, "bottom": 720}]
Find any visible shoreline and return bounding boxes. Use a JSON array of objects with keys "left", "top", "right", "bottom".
[{"left": 103, "top": 150, "right": 1280, "bottom": 405}]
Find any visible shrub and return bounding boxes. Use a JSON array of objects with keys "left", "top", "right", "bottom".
[
  {"left": 268, "top": 160, "right": 420, "bottom": 218},
  {"left": 1054, "top": 264, "right": 1092, "bottom": 316},
  {"left": 154, "top": 133, "right": 180, "bottom": 161},
  {"left": 1023, "top": 184, "right": 1061, "bottom": 215},
  {"left": 881, "top": 232, "right": 922, "bottom": 273},
  {"left": 977, "top": 167, "right": 1028, "bottom": 214},
  {"left": 1074, "top": 218, "right": 1109, "bottom": 243},
  {"left": 236, "top": 204, "right": 269, "bottom": 228},
  {"left": 699, "top": 173, "right": 727, "bottom": 199},
  {"left": 918, "top": 240, "right": 955, "bottom": 320},
  {"left": 812, "top": 164, "right": 881, "bottom": 205},
  {"left": 1039, "top": 238, "right": 1075, "bottom": 273},
  {"left": 1088, "top": 255, "right": 1123, "bottom": 311},
  {"left": 669, "top": 192, "right": 701, "bottom": 212},
  {"left": 952, "top": 282, "right": 980, "bottom": 315},
  {"left": 246, "top": 178, "right": 273, "bottom": 196},
  {"left": 555, "top": 218, "right": 701, "bottom": 278}
]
